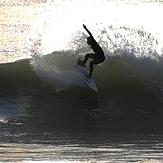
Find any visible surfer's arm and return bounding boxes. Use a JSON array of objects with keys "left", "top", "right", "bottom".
[{"left": 83, "top": 24, "right": 93, "bottom": 37}]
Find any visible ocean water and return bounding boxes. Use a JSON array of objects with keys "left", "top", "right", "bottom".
[{"left": 1, "top": 0, "right": 163, "bottom": 162}]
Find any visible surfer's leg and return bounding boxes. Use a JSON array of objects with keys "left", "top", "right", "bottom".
[
  {"left": 89, "top": 58, "right": 103, "bottom": 77},
  {"left": 89, "top": 60, "right": 97, "bottom": 77},
  {"left": 83, "top": 53, "right": 95, "bottom": 64},
  {"left": 89, "top": 61, "right": 94, "bottom": 76}
]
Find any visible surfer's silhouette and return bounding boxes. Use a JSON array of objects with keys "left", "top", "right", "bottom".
[{"left": 82, "top": 24, "right": 105, "bottom": 79}]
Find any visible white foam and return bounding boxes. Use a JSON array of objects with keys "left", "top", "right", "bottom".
[
  {"left": 0, "top": 117, "right": 8, "bottom": 124},
  {"left": 30, "top": 0, "right": 163, "bottom": 60}
]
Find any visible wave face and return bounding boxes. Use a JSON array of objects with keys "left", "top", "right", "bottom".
[
  {"left": 28, "top": 0, "right": 163, "bottom": 100},
  {"left": 1, "top": 0, "right": 163, "bottom": 101}
]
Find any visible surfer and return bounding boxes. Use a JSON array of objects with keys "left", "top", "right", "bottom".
[{"left": 82, "top": 24, "right": 105, "bottom": 79}]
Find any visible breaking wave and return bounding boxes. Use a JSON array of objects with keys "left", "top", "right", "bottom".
[{"left": 1, "top": 0, "right": 163, "bottom": 101}]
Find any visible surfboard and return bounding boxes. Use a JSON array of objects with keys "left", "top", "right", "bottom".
[{"left": 76, "top": 58, "right": 98, "bottom": 92}]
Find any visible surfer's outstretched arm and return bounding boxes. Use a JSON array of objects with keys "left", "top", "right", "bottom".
[{"left": 83, "top": 24, "right": 93, "bottom": 37}]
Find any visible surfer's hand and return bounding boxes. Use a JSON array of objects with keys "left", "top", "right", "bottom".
[
  {"left": 83, "top": 24, "right": 92, "bottom": 37},
  {"left": 83, "top": 24, "right": 86, "bottom": 29}
]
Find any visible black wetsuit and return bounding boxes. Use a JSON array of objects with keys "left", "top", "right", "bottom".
[{"left": 83, "top": 35, "right": 105, "bottom": 76}]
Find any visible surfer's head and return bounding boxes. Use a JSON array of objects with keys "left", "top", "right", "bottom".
[{"left": 87, "top": 37, "right": 92, "bottom": 45}]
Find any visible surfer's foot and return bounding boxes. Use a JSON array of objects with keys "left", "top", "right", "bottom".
[{"left": 86, "top": 74, "right": 91, "bottom": 79}]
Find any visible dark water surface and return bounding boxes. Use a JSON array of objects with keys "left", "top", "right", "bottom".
[{"left": 0, "top": 60, "right": 163, "bottom": 162}]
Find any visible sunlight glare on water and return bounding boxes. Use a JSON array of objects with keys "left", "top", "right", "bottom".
[{"left": 31, "top": 0, "right": 163, "bottom": 59}]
